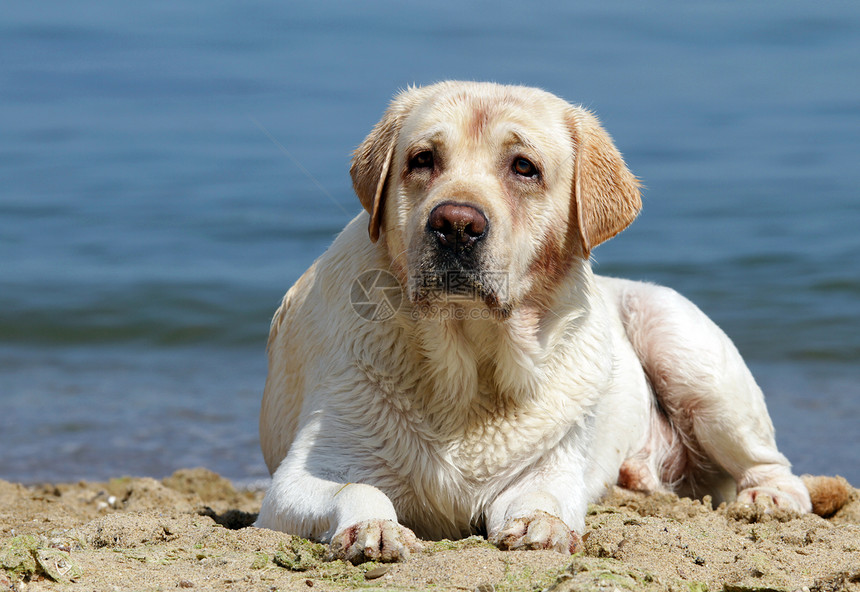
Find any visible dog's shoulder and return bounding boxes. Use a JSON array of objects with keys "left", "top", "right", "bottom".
[{"left": 262, "top": 213, "right": 389, "bottom": 470}]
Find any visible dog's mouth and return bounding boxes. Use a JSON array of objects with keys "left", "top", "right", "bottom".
[
  {"left": 409, "top": 266, "right": 510, "bottom": 313},
  {"left": 406, "top": 203, "right": 512, "bottom": 318}
]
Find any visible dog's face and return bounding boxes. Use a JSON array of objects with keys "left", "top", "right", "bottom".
[{"left": 351, "top": 82, "right": 641, "bottom": 314}]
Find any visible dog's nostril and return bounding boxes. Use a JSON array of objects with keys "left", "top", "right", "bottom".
[{"left": 428, "top": 203, "right": 488, "bottom": 248}]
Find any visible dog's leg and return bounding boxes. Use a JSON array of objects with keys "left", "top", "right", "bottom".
[
  {"left": 485, "top": 444, "right": 589, "bottom": 554},
  {"left": 255, "top": 420, "right": 422, "bottom": 563},
  {"left": 614, "top": 280, "right": 811, "bottom": 513}
]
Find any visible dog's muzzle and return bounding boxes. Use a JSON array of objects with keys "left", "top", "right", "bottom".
[{"left": 414, "top": 201, "right": 507, "bottom": 309}]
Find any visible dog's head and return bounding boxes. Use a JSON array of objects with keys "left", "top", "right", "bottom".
[{"left": 351, "top": 81, "right": 641, "bottom": 314}]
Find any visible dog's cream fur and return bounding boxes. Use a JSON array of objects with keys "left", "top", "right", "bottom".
[{"left": 255, "top": 82, "right": 811, "bottom": 562}]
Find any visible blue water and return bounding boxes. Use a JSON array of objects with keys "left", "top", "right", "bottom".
[{"left": 1, "top": 1, "right": 858, "bottom": 486}]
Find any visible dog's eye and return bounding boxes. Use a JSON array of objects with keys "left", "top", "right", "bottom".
[
  {"left": 409, "top": 150, "right": 434, "bottom": 170},
  {"left": 512, "top": 157, "right": 538, "bottom": 178}
]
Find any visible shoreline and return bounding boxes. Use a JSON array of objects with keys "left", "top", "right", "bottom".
[{"left": 1, "top": 468, "right": 858, "bottom": 591}]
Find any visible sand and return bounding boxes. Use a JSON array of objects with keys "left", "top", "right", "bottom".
[{"left": 1, "top": 468, "right": 858, "bottom": 592}]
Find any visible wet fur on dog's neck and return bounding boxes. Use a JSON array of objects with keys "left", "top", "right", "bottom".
[{"left": 390, "top": 259, "right": 605, "bottom": 439}]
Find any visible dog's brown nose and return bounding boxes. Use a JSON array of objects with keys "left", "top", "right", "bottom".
[{"left": 428, "top": 202, "right": 488, "bottom": 250}]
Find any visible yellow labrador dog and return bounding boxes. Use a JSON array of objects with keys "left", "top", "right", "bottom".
[{"left": 255, "top": 81, "right": 811, "bottom": 562}]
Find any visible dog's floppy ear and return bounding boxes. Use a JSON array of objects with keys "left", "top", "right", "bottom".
[
  {"left": 567, "top": 108, "right": 642, "bottom": 257},
  {"left": 351, "top": 90, "right": 416, "bottom": 243}
]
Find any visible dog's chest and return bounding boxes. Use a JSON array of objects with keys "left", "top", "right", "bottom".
[
  {"left": 361, "top": 368, "right": 570, "bottom": 482},
  {"left": 444, "top": 401, "right": 569, "bottom": 480}
]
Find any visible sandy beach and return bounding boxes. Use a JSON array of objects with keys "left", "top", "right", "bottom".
[{"left": 1, "top": 468, "right": 858, "bottom": 591}]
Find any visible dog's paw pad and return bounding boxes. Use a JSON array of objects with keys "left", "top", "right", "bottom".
[
  {"left": 330, "top": 520, "right": 423, "bottom": 564},
  {"left": 490, "top": 511, "right": 580, "bottom": 554}
]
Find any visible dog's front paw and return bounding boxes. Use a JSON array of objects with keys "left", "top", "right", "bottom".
[
  {"left": 329, "top": 520, "right": 423, "bottom": 564},
  {"left": 489, "top": 511, "right": 581, "bottom": 554}
]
